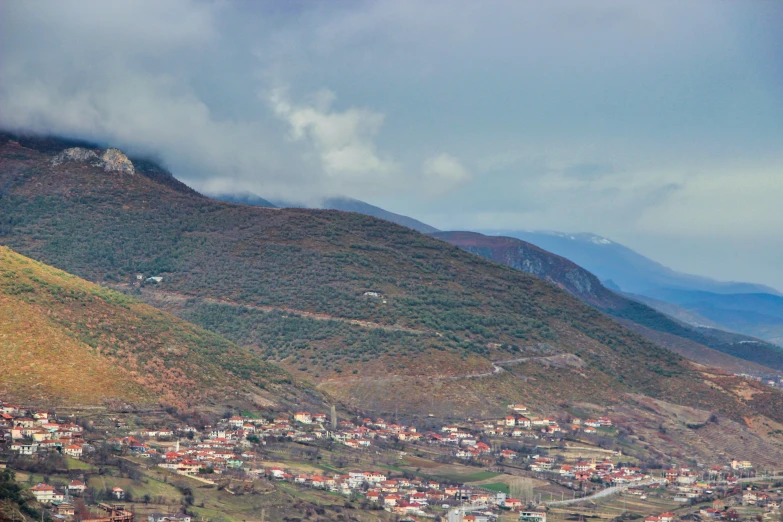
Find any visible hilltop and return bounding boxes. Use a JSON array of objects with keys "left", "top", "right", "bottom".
[
  {"left": 0, "top": 245, "right": 315, "bottom": 411},
  {"left": 2, "top": 134, "right": 783, "bottom": 439}
]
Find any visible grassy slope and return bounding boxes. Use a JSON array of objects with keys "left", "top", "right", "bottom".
[
  {"left": 0, "top": 245, "right": 307, "bottom": 409},
  {"left": 1, "top": 137, "right": 783, "bottom": 424}
]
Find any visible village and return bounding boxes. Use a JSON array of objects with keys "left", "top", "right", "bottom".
[{"left": 1, "top": 398, "right": 782, "bottom": 522}]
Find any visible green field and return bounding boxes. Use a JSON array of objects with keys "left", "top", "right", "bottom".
[
  {"left": 480, "top": 482, "right": 510, "bottom": 494},
  {"left": 65, "top": 457, "right": 95, "bottom": 470},
  {"left": 433, "top": 470, "right": 500, "bottom": 483}
]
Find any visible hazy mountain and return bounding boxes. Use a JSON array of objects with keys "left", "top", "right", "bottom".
[
  {"left": 479, "top": 230, "right": 783, "bottom": 346},
  {"left": 483, "top": 230, "right": 780, "bottom": 295}
]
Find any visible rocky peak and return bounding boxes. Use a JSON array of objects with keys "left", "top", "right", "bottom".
[{"left": 52, "top": 147, "right": 135, "bottom": 175}]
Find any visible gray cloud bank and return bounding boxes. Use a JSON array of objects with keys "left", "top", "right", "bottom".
[{"left": 1, "top": 1, "right": 782, "bottom": 288}]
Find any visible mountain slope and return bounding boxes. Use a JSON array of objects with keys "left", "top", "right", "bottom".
[
  {"left": 641, "top": 288, "right": 783, "bottom": 345},
  {"left": 0, "top": 245, "right": 309, "bottom": 410},
  {"left": 2, "top": 135, "right": 783, "bottom": 430},
  {"left": 433, "top": 231, "right": 783, "bottom": 373}
]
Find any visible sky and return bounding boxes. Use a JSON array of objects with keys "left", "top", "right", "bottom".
[{"left": 1, "top": 0, "right": 782, "bottom": 289}]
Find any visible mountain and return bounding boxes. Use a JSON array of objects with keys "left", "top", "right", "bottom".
[
  {"left": 0, "top": 244, "right": 313, "bottom": 410},
  {"left": 484, "top": 230, "right": 780, "bottom": 295},
  {"left": 641, "top": 288, "right": 783, "bottom": 347},
  {"left": 4, "top": 134, "right": 783, "bottom": 463},
  {"left": 483, "top": 230, "right": 783, "bottom": 346},
  {"left": 265, "top": 195, "right": 439, "bottom": 234},
  {"left": 432, "top": 231, "right": 783, "bottom": 374}
]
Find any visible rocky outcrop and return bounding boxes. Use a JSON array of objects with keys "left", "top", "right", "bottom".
[
  {"left": 99, "top": 148, "right": 135, "bottom": 174},
  {"left": 52, "top": 147, "right": 135, "bottom": 174}
]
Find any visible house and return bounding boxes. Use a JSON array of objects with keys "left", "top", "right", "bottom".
[
  {"left": 731, "top": 459, "right": 752, "bottom": 470},
  {"left": 294, "top": 412, "right": 312, "bottom": 424},
  {"left": 30, "top": 483, "right": 62, "bottom": 504},
  {"left": 63, "top": 444, "right": 83, "bottom": 459},
  {"left": 504, "top": 498, "right": 523, "bottom": 509},
  {"left": 227, "top": 416, "right": 245, "bottom": 428},
  {"left": 112, "top": 487, "right": 125, "bottom": 500},
  {"left": 51, "top": 501, "right": 74, "bottom": 517},
  {"left": 659, "top": 513, "right": 675, "bottom": 522},
  {"left": 505, "top": 416, "right": 516, "bottom": 427},
  {"left": 11, "top": 442, "right": 38, "bottom": 455},
  {"left": 67, "top": 480, "right": 86, "bottom": 495},
  {"left": 384, "top": 494, "right": 400, "bottom": 506},
  {"left": 508, "top": 404, "right": 528, "bottom": 412},
  {"left": 519, "top": 511, "right": 547, "bottom": 522}
]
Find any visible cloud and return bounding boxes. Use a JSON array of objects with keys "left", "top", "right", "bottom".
[
  {"left": 1, "top": 0, "right": 782, "bottom": 287},
  {"left": 269, "top": 88, "right": 397, "bottom": 180},
  {"left": 563, "top": 163, "right": 615, "bottom": 180},
  {"left": 421, "top": 154, "right": 472, "bottom": 194}
]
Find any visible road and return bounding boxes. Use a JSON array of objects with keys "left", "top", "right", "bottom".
[{"left": 546, "top": 479, "right": 665, "bottom": 506}]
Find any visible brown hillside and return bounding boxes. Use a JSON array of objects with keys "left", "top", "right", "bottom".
[{"left": 0, "top": 245, "right": 312, "bottom": 410}]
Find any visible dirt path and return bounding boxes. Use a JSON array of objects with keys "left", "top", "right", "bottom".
[{"left": 136, "top": 287, "right": 429, "bottom": 335}]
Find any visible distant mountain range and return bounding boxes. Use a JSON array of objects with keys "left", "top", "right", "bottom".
[
  {"left": 481, "top": 230, "right": 780, "bottom": 296},
  {"left": 482, "top": 231, "right": 783, "bottom": 346}
]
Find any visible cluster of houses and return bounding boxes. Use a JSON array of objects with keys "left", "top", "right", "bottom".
[
  {"left": 417, "top": 405, "right": 613, "bottom": 462},
  {"left": 260, "top": 465, "right": 533, "bottom": 517},
  {"left": 532, "top": 457, "right": 651, "bottom": 484},
  {"left": 0, "top": 401, "right": 86, "bottom": 459},
  {"left": 733, "top": 374, "right": 783, "bottom": 390},
  {"left": 692, "top": 489, "right": 782, "bottom": 520}
]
